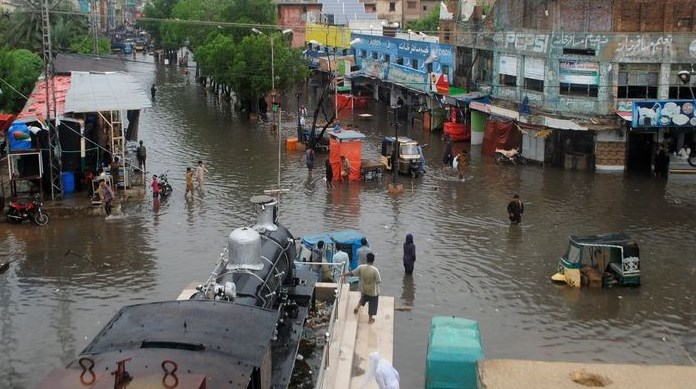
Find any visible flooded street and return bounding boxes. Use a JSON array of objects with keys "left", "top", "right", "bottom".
[{"left": 1, "top": 57, "right": 695, "bottom": 388}]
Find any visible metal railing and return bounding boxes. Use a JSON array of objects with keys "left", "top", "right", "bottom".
[{"left": 294, "top": 260, "right": 348, "bottom": 389}]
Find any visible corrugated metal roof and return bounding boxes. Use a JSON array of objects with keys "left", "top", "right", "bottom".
[
  {"left": 54, "top": 53, "right": 128, "bottom": 74},
  {"left": 64, "top": 71, "right": 151, "bottom": 113}
]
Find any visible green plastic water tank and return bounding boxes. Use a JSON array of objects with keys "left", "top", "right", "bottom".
[{"left": 426, "top": 316, "right": 484, "bottom": 389}]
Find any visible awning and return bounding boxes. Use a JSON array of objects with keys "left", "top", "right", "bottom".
[
  {"left": 445, "top": 91, "right": 490, "bottom": 105},
  {"left": 469, "top": 101, "right": 519, "bottom": 120},
  {"left": 616, "top": 111, "right": 632, "bottom": 121}
]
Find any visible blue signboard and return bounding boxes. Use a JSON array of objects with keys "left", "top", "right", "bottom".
[
  {"left": 351, "top": 34, "right": 454, "bottom": 81},
  {"left": 632, "top": 100, "right": 696, "bottom": 128},
  {"left": 388, "top": 63, "right": 429, "bottom": 92}
]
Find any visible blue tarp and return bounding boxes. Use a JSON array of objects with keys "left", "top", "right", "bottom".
[
  {"left": 7, "top": 122, "right": 32, "bottom": 151},
  {"left": 301, "top": 229, "right": 366, "bottom": 270}
]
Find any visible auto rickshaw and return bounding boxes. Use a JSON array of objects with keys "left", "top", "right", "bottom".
[
  {"left": 380, "top": 136, "right": 424, "bottom": 177},
  {"left": 551, "top": 232, "right": 640, "bottom": 288}
]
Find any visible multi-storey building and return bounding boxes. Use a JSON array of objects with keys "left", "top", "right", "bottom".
[{"left": 449, "top": 0, "right": 696, "bottom": 173}]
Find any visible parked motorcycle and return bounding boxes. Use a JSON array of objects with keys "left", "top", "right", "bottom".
[
  {"left": 6, "top": 194, "right": 49, "bottom": 226},
  {"left": 157, "top": 173, "right": 173, "bottom": 197},
  {"left": 494, "top": 148, "right": 526, "bottom": 165},
  {"left": 689, "top": 149, "right": 696, "bottom": 167}
]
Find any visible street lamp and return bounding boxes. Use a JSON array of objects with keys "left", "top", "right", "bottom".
[
  {"left": 677, "top": 70, "right": 695, "bottom": 100},
  {"left": 252, "top": 28, "right": 292, "bottom": 130},
  {"left": 252, "top": 27, "right": 292, "bottom": 191}
]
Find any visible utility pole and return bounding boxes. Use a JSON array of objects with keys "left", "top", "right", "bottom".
[
  {"left": 388, "top": 103, "right": 403, "bottom": 194},
  {"left": 295, "top": 92, "right": 302, "bottom": 143},
  {"left": 41, "top": 0, "right": 62, "bottom": 200}
]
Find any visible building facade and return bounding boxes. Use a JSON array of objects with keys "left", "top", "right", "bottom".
[{"left": 454, "top": 0, "right": 696, "bottom": 173}]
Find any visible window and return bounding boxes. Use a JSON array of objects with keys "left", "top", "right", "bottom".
[
  {"left": 371, "top": 51, "right": 378, "bottom": 59},
  {"left": 676, "top": 17, "right": 693, "bottom": 31},
  {"left": 407, "top": 1, "right": 416, "bottom": 9},
  {"left": 560, "top": 83, "right": 598, "bottom": 97},
  {"left": 524, "top": 57, "right": 545, "bottom": 92},
  {"left": 426, "top": 63, "right": 433, "bottom": 73},
  {"left": 668, "top": 64, "right": 696, "bottom": 99},
  {"left": 384, "top": 54, "right": 390, "bottom": 63},
  {"left": 389, "top": 2, "right": 395, "bottom": 12},
  {"left": 525, "top": 78, "right": 544, "bottom": 92},
  {"left": 617, "top": 64, "right": 658, "bottom": 99},
  {"left": 411, "top": 59, "right": 419, "bottom": 69},
  {"left": 360, "top": 50, "right": 367, "bottom": 58},
  {"left": 444, "top": 28, "right": 451, "bottom": 42},
  {"left": 476, "top": 50, "right": 493, "bottom": 83},
  {"left": 396, "top": 56, "right": 403, "bottom": 65},
  {"left": 559, "top": 61, "right": 599, "bottom": 98},
  {"left": 441, "top": 65, "right": 450, "bottom": 76},
  {"left": 423, "top": 6, "right": 427, "bottom": 11},
  {"left": 500, "top": 74, "right": 517, "bottom": 87}
]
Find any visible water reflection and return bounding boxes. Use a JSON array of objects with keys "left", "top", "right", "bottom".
[{"left": 400, "top": 274, "right": 415, "bottom": 311}]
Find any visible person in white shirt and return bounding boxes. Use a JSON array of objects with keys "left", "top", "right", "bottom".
[{"left": 678, "top": 145, "right": 691, "bottom": 160}]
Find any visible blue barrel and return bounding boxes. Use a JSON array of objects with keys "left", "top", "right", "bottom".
[{"left": 62, "top": 172, "right": 75, "bottom": 193}]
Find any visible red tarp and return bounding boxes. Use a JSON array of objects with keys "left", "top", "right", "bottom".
[
  {"left": 482, "top": 118, "right": 521, "bottom": 156},
  {"left": 329, "top": 137, "right": 362, "bottom": 181},
  {"left": 0, "top": 113, "right": 15, "bottom": 134},
  {"left": 16, "top": 76, "right": 72, "bottom": 121}
]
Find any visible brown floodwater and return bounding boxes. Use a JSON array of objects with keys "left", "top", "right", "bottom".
[{"left": 0, "top": 56, "right": 694, "bottom": 388}]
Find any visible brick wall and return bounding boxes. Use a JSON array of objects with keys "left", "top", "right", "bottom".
[{"left": 596, "top": 141, "right": 626, "bottom": 167}]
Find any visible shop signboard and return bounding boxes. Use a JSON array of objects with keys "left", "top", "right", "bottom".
[
  {"left": 352, "top": 33, "right": 454, "bottom": 81},
  {"left": 632, "top": 100, "right": 696, "bottom": 128},
  {"left": 388, "top": 63, "right": 429, "bottom": 92},
  {"left": 559, "top": 60, "right": 599, "bottom": 85}
]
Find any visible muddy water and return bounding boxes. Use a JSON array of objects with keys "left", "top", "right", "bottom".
[{"left": 0, "top": 56, "right": 694, "bottom": 388}]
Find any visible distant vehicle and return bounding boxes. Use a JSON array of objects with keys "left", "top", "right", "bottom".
[
  {"left": 551, "top": 233, "right": 641, "bottom": 288},
  {"left": 123, "top": 41, "right": 133, "bottom": 54},
  {"left": 380, "top": 136, "right": 424, "bottom": 177},
  {"left": 134, "top": 38, "right": 145, "bottom": 51}
]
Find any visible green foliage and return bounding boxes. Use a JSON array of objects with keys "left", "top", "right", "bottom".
[
  {"left": 0, "top": 47, "right": 43, "bottom": 113},
  {"left": 69, "top": 36, "right": 111, "bottom": 55},
  {"left": 1, "top": 0, "right": 88, "bottom": 52},
  {"left": 197, "top": 33, "right": 307, "bottom": 105},
  {"left": 406, "top": 7, "right": 440, "bottom": 34}
]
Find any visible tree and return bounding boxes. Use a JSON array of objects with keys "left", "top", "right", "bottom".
[
  {"left": 1, "top": 0, "right": 88, "bottom": 53},
  {"left": 221, "top": 33, "right": 307, "bottom": 111},
  {"left": 0, "top": 47, "right": 43, "bottom": 113},
  {"left": 406, "top": 7, "right": 440, "bottom": 33},
  {"left": 69, "top": 36, "right": 111, "bottom": 55}
]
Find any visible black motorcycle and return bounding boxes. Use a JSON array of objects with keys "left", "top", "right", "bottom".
[
  {"left": 158, "top": 173, "right": 173, "bottom": 197},
  {"left": 494, "top": 149, "right": 526, "bottom": 165},
  {"left": 689, "top": 149, "right": 696, "bottom": 167}
]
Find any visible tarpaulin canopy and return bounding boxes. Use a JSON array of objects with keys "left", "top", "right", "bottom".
[
  {"left": 329, "top": 130, "right": 365, "bottom": 181},
  {"left": 482, "top": 118, "right": 521, "bottom": 156}
]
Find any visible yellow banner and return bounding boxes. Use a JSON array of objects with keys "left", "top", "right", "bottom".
[{"left": 305, "top": 24, "right": 352, "bottom": 48}]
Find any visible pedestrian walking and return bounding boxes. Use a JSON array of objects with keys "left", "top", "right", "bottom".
[
  {"left": 402, "top": 233, "right": 416, "bottom": 275},
  {"left": 100, "top": 180, "right": 115, "bottom": 216},
  {"left": 455, "top": 151, "right": 466, "bottom": 180},
  {"left": 151, "top": 175, "right": 161, "bottom": 198},
  {"left": 443, "top": 135, "right": 454, "bottom": 166},
  {"left": 306, "top": 147, "right": 315, "bottom": 173},
  {"left": 325, "top": 158, "right": 333, "bottom": 188},
  {"left": 151, "top": 84, "right": 157, "bottom": 100},
  {"left": 185, "top": 167, "right": 194, "bottom": 197},
  {"left": 342, "top": 252, "right": 381, "bottom": 324},
  {"left": 356, "top": 237, "right": 372, "bottom": 266},
  {"left": 507, "top": 194, "right": 524, "bottom": 224},
  {"left": 195, "top": 160, "right": 209, "bottom": 192},
  {"left": 136, "top": 140, "right": 147, "bottom": 172}
]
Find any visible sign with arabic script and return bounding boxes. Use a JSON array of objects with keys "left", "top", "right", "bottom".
[
  {"left": 388, "top": 63, "right": 429, "bottom": 92},
  {"left": 631, "top": 100, "right": 696, "bottom": 128}
]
